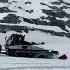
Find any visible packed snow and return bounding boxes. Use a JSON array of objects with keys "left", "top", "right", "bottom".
[{"left": 0, "top": 55, "right": 70, "bottom": 70}]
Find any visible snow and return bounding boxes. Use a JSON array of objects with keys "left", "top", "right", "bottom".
[
  {"left": 63, "top": 9, "right": 70, "bottom": 14},
  {"left": 0, "top": 30, "right": 70, "bottom": 57},
  {"left": 8, "top": 0, "right": 70, "bottom": 19},
  {"left": 0, "top": 33, "right": 5, "bottom": 47},
  {"left": 0, "top": 13, "right": 9, "bottom": 20},
  {"left": 0, "top": 0, "right": 70, "bottom": 69},
  {"left": 66, "top": 26, "right": 70, "bottom": 32},
  {"left": 56, "top": 17, "right": 69, "bottom": 21},
  {"left": 0, "top": 36, "right": 69, "bottom": 70},
  {"left": 0, "top": 3, "right": 8, "bottom": 7},
  {"left": 0, "top": 22, "right": 67, "bottom": 33},
  {"left": 8, "top": 0, "right": 58, "bottom": 18},
  {"left": 0, "top": 55, "right": 70, "bottom": 70},
  {"left": 25, "top": 30, "right": 70, "bottom": 58},
  {"left": 25, "top": 31, "right": 50, "bottom": 43},
  {"left": 24, "top": 30, "right": 69, "bottom": 43},
  {"left": 63, "top": 0, "right": 70, "bottom": 3},
  {"left": 0, "top": 27, "right": 70, "bottom": 70},
  {"left": 20, "top": 22, "right": 67, "bottom": 32}
]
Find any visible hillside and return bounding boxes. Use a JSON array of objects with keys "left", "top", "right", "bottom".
[
  {"left": 0, "top": 0, "right": 70, "bottom": 70},
  {"left": 0, "top": 0, "right": 70, "bottom": 57},
  {"left": 0, "top": 0, "right": 70, "bottom": 38}
]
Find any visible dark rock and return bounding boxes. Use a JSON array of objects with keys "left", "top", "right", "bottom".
[
  {"left": 23, "top": 17, "right": 33, "bottom": 24},
  {"left": 59, "top": 54, "right": 67, "bottom": 60},
  {"left": 0, "top": 14, "right": 20, "bottom": 24},
  {"left": 0, "top": 7, "right": 16, "bottom": 13},
  {"left": 40, "top": 2, "right": 47, "bottom": 5},
  {"left": 25, "top": 2, "right": 31, "bottom": 4},
  {"left": 31, "top": 19, "right": 48, "bottom": 25},
  {"left": 18, "top": 6, "right": 23, "bottom": 9},
  {"left": 51, "top": 2, "right": 61, "bottom": 5},
  {"left": 0, "top": 0, "right": 8, "bottom": 3},
  {"left": 42, "top": 9, "right": 67, "bottom": 18},
  {"left": 25, "top": 10, "right": 33, "bottom": 14}
]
